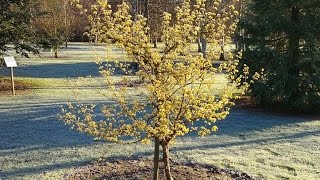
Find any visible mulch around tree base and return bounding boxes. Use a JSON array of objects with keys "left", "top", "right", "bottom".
[{"left": 64, "top": 159, "right": 260, "bottom": 180}]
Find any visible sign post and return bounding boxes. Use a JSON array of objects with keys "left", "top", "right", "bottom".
[{"left": 4, "top": 57, "right": 18, "bottom": 96}]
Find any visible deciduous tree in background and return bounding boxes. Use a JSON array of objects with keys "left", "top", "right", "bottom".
[
  {"left": 61, "top": 0, "right": 246, "bottom": 179},
  {"left": 32, "top": 0, "right": 77, "bottom": 58}
]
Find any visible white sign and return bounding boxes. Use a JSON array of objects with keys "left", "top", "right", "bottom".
[{"left": 4, "top": 57, "right": 18, "bottom": 67}]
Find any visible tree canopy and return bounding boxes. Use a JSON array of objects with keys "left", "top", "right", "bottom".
[
  {"left": 61, "top": 0, "right": 246, "bottom": 179},
  {"left": 0, "top": 0, "right": 40, "bottom": 57},
  {"left": 32, "top": 0, "right": 80, "bottom": 58},
  {"left": 236, "top": 0, "right": 320, "bottom": 112}
]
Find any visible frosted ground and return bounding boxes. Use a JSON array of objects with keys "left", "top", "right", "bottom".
[{"left": 0, "top": 43, "right": 319, "bottom": 179}]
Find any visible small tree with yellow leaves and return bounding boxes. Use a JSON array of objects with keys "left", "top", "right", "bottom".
[{"left": 61, "top": 0, "right": 247, "bottom": 179}]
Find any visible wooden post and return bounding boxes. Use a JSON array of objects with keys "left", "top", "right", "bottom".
[
  {"left": 4, "top": 57, "right": 18, "bottom": 96},
  {"left": 10, "top": 67, "right": 15, "bottom": 96}
]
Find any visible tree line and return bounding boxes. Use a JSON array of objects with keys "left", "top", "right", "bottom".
[
  {"left": 1, "top": 0, "right": 318, "bottom": 110},
  {"left": 1, "top": 0, "right": 242, "bottom": 58}
]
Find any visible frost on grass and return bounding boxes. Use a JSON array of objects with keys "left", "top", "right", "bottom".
[{"left": 0, "top": 43, "right": 319, "bottom": 179}]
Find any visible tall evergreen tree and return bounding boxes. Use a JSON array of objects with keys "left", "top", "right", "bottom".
[
  {"left": 237, "top": 0, "right": 320, "bottom": 112},
  {"left": 0, "top": 0, "right": 39, "bottom": 57}
]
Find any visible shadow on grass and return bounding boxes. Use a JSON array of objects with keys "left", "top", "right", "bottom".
[
  {"left": 0, "top": 102, "right": 95, "bottom": 151},
  {"left": 0, "top": 101, "right": 310, "bottom": 152},
  {"left": 172, "top": 129, "right": 320, "bottom": 152},
  {"left": 0, "top": 159, "right": 92, "bottom": 178},
  {"left": 0, "top": 100, "right": 317, "bottom": 178},
  {"left": 183, "top": 108, "right": 309, "bottom": 137},
  {"left": 0, "top": 61, "right": 138, "bottom": 78},
  {"left": 1, "top": 127, "right": 318, "bottom": 178}
]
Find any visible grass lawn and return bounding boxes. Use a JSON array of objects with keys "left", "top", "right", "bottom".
[{"left": 0, "top": 43, "right": 319, "bottom": 179}]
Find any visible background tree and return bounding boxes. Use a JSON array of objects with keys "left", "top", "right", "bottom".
[
  {"left": 62, "top": 0, "right": 245, "bottom": 179},
  {"left": 196, "top": 0, "right": 243, "bottom": 59},
  {"left": 236, "top": 0, "right": 320, "bottom": 112},
  {"left": 32, "top": 0, "right": 77, "bottom": 58},
  {"left": 0, "top": 0, "right": 40, "bottom": 58},
  {"left": 61, "top": 0, "right": 78, "bottom": 48},
  {"left": 147, "top": 0, "right": 184, "bottom": 48}
]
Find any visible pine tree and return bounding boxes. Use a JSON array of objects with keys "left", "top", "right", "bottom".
[
  {"left": 0, "top": 0, "right": 39, "bottom": 57},
  {"left": 237, "top": 0, "right": 320, "bottom": 112}
]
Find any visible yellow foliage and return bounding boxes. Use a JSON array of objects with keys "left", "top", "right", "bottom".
[{"left": 61, "top": 0, "right": 248, "bottom": 144}]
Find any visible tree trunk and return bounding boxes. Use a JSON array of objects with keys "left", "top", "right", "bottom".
[
  {"left": 131, "top": 0, "right": 137, "bottom": 20},
  {"left": 153, "top": 138, "right": 160, "bottom": 180},
  {"left": 287, "top": 6, "right": 300, "bottom": 102},
  {"left": 95, "top": 35, "right": 98, "bottom": 45},
  {"left": 200, "top": 36, "right": 207, "bottom": 58},
  {"left": 144, "top": 0, "right": 149, "bottom": 22},
  {"left": 65, "top": 40, "right": 68, "bottom": 48},
  {"left": 54, "top": 49, "right": 58, "bottom": 58},
  {"left": 197, "top": 37, "right": 202, "bottom": 52},
  {"left": 219, "top": 45, "right": 225, "bottom": 61},
  {"left": 288, "top": 6, "right": 300, "bottom": 66},
  {"left": 162, "top": 141, "right": 173, "bottom": 180},
  {"left": 144, "top": 0, "right": 150, "bottom": 38},
  {"left": 153, "top": 38, "right": 157, "bottom": 48}
]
